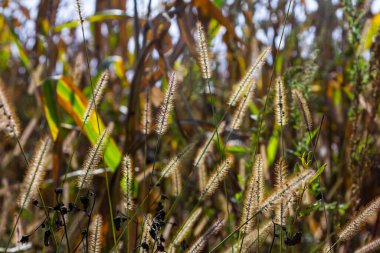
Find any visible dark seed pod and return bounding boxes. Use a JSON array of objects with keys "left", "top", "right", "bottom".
[
  {"left": 44, "top": 230, "right": 51, "bottom": 246},
  {"left": 32, "top": 199, "right": 39, "bottom": 207},
  {"left": 20, "top": 235, "right": 29, "bottom": 243},
  {"left": 55, "top": 188, "right": 63, "bottom": 195}
]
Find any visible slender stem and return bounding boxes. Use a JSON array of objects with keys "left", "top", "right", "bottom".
[
  {"left": 79, "top": 21, "right": 100, "bottom": 133},
  {"left": 61, "top": 210, "right": 70, "bottom": 253},
  {"left": 37, "top": 190, "right": 58, "bottom": 248},
  {"left": 104, "top": 170, "right": 117, "bottom": 245}
]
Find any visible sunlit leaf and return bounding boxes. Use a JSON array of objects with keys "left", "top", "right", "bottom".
[
  {"left": 267, "top": 129, "right": 279, "bottom": 167},
  {"left": 362, "top": 13, "right": 380, "bottom": 50},
  {"left": 308, "top": 163, "right": 327, "bottom": 184},
  {"left": 55, "top": 9, "right": 129, "bottom": 32},
  {"left": 38, "top": 76, "right": 122, "bottom": 171}
]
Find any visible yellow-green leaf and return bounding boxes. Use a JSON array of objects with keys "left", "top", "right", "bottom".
[
  {"left": 38, "top": 76, "right": 122, "bottom": 171},
  {"left": 55, "top": 9, "right": 129, "bottom": 32}
]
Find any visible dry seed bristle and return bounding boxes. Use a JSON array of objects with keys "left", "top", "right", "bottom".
[
  {"left": 0, "top": 80, "right": 21, "bottom": 138},
  {"left": 167, "top": 244, "right": 176, "bottom": 253},
  {"left": 161, "top": 143, "right": 193, "bottom": 179},
  {"left": 259, "top": 169, "right": 315, "bottom": 215},
  {"left": 139, "top": 214, "right": 153, "bottom": 253},
  {"left": 354, "top": 237, "right": 380, "bottom": 253},
  {"left": 193, "top": 122, "right": 225, "bottom": 167},
  {"left": 274, "top": 77, "right": 288, "bottom": 126},
  {"left": 198, "top": 161, "right": 208, "bottom": 192},
  {"left": 142, "top": 89, "right": 152, "bottom": 135},
  {"left": 228, "top": 221, "right": 273, "bottom": 253},
  {"left": 199, "top": 157, "right": 233, "bottom": 201},
  {"left": 292, "top": 89, "right": 312, "bottom": 131},
  {"left": 196, "top": 21, "right": 212, "bottom": 79},
  {"left": 240, "top": 154, "right": 263, "bottom": 234},
  {"left": 90, "top": 214, "right": 103, "bottom": 253},
  {"left": 173, "top": 207, "right": 203, "bottom": 245},
  {"left": 18, "top": 136, "right": 51, "bottom": 207},
  {"left": 171, "top": 167, "right": 182, "bottom": 196},
  {"left": 122, "top": 154, "right": 134, "bottom": 211},
  {"left": 230, "top": 82, "right": 255, "bottom": 130},
  {"left": 338, "top": 196, "right": 380, "bottom": 242},
  {"left": 77, "top": 128, "right": 108, "bottom": 190},
  {"left": 243, "top": 221, "right": 274, "bottom": 252},
  {"left": 274, "top": 158, "right": 288, "bottom": 226},
  {"left": 156, "top": 72, "right": 177, "bottom": 136},
  {"left": 228, "top": 47, "right": 271, "bottom": 106},
  {"left": 185, "top": 218, "right": 224, "bottom": 253},
  {"left": 83, "top": 70, "right": 109, "bottom": 124}
]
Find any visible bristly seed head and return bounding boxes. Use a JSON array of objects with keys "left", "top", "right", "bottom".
[
  {"left": 354, "top": 237, "right": 380, "bottom": 253},
  {"left": 90, "top": 214, "right": 103, "bottom": 253},
  {"left": 142, "top": 88, "right": 152, "bottom": 135},
  {"left": 240, "top": 153, "right": 263, "bottom": 234},
  {"left": 274, "top": 158, "right": 288, "bottom": 226},
  {"left": 196, "top": 21, "right": 212, "bottom": 79},
  {"left": 230, "top": 82, "right": 255, "bottom": 130},
  {"left": 18, "top": 136, "right": 51, "bottom": 207},
  {"left": 77, "top": 128, "right": 109, "bottom": 190},
  {"left": 199, "top": 156, "right": 233, "bottom": 201},
  {"left": 228, "top": 47, "right": 271, "bottom": 106},
  {"left": 185, "top": 218, "right": 224, "bottom": 253},
  {"left": 292, "top": 89, "right": 312, "bottom": 131},
  {"left": 274, "top": 76, "right": 288, "bottom": 126},
  {"left": 173, "top": 208, "right": 203, "bottom": 245},
  {"left": 338, "top": 196, "right": 380, "bottom": 242},
  {"left": 83, "top": 70, "right": 109, "bottom": 125},
  {"left": 122, "top": 154, "right": 134, "bottom": 211},
  {"left": 0, "top": 79, "right": 21, "bottom": 138},
  {"left": 155, "top": 72, "right": 177, "bottom": 136}
]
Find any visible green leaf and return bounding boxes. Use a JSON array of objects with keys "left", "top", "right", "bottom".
[
  {"left": 227, "top": 145, "right": 248, "bottom": 155},
  {"left": 38, "top": 76, "right": 122, "bottom": 172},
  {"left": 298, "top": 200, "right": 321, "bottom": 217},
  {"left": 3, "top": 16, "right": 31, "bottom": 70},
  {"left": 38, "top": 79, "right": 61, "bottom": 140},
  {"left": 55, "top": 9, "right": 129, "bottom": 32},
  {"left": 267, "top": 129, "right": 279, "bottom": 167},
  {"left": 213, "top": 0, "right": 224, "bottom": 8},
  {"left": 308, "top": 163, "right": 327, "bottom": 184}
]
